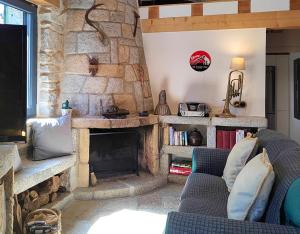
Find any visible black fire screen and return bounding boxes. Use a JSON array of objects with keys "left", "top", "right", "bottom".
[{"left": 89, "top": 128, "right": 139, "bottom": 179}]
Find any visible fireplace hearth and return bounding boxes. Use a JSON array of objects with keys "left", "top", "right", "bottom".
[{"left": 89, "top": 129, "right": 139, "bottom": 179}]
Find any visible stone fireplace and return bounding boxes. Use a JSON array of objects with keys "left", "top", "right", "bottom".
[
  {"left": 36, "top": 0, "right": 157, "bottom": 187},
  {"left": 73, "top": 116, "right": 159, "bottom": 187},
  {"left": 37, "top": 0, "right": 153, "bottom": 117}
]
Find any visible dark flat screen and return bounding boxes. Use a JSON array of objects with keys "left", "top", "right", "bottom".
[{"left": 0, "top": 24, "right": 27, "bottom": 141}]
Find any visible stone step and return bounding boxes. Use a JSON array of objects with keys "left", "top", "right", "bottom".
[{"left": 73, "top": 173, "right": 168, "bottom": 200}]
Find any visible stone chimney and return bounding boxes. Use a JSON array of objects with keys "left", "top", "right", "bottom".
[{"left": 59, "top": 0, "right": 153, "bottom": 116}]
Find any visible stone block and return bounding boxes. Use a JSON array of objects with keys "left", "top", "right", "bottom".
[
  {"left": 89, "top": 94, "right": 114, "bottom": 116},
  {"left": 118, "top": 2, "right": 126, "bottom": 12},
  {"left": 124, "top": 82, "right": 133, "bottom": 94},
  {"left": 81, "top": 77, "right": 107, "bottom": 94},
  {"left": 39, "top": 90, "right": 58, "bottom": 103},
  {"left": 65, "top": 10, "right": 85, "bottom": 32},
  {"left": 78, "top": 163, "right": 89, "bottom": 188},
  {"left": 129, "top": 47, "right": 139, "bottom": 64},
  {"left": 60, "top": 93, "right": 89, "bottom": 116},
  {"left": 77, "top": 32, "right": 110, "bottom": 54},
  {"left": 64, "top": 32, "right": 77, "bottom": 54},
  {"left": 144, "top": 97, "right": 154, "bottom": 112},
  {"left": 105, "top": 78, "right": 124, "bottom": 94},
  {"left": 40, "top": 28, "right": 63, "bottom": 52},
  {"left": 97, "top": 64, "right": 124, "bottom": 78},
  {"left": 133, "top": 82, "right": 143, "bottom": 112},
  {"left": 125, "top": 5, "right": 135, "bottom": 25},
  {"left": 39, "top": 51, "right": 63, "bottom": 65},
  {"left": 118, "top": 38, "right": 136, "bottom": 46},
  {"left": 88, "top": 9, "right": 109, "bottom": 22},
  {"left": 113, "top": 94, "right": 137, "bottom": 113},
  {"left": 66, "top": 0, "right": 94, "bottom": 9},
  {"left": 65, "top": 55, "right": 89, "bottom": 74},
  {"left": 100, "top": 22, "right": 121, "bottom": 37},
  {"left": 61, "top": 74, "right": 86, "bottom": 93},
  {"left": 142, "top": 81, "right": 152, "bottom": 98},
  {"left": 119, "top": 45, "right": 129, "bottom": 64},
  {"left": 79, "top": 129, "right": 90, "bottom": 164},
  {"left": 135, "top": 29, "right": 143, "bottom": 47},
  {"left": 110, "top": 38, "right": 118, "bottom": 64},
  {"left": 125, "top": 65, "right": 137, "bottom": 81},
  {"left": 110, "top": 11, "right": 125, "bottom": 23},
  {"left": 97, "top": 53, "right": 111, "bottom": 64},
  {"left": 122, "top": 24, "right": 133, "bottom": 39},
  {"left": 95, "top": 0, "right": 117, "bottom": 10},
  {"left": 127, "top": 0, "right": 138, "bottom": 8}
]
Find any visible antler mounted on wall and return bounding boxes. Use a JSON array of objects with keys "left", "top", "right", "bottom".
[{"left": 85, "top": 3, "right": 108, "bottom": 45}]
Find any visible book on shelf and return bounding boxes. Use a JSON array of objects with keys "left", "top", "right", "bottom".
[
  {"left": 169, "top": 166, "right": 192, "bottom": 176},
  {"left": 169, "top": 127, "right": 189, "bottom": 146},
  {"left": 169, "top": 160, "right": 192, "bottom": 176},
  {"left": 216, "top": 129, "right": 246, "bottom": 150}
]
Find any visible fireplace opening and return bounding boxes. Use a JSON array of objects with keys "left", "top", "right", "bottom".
[{"left": 89, "top": 128, "right": 139, "bottom": 179}]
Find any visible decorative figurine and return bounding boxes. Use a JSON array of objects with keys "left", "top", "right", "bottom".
[
  {"left": 61, "top": 100, "right": 72, "bottom": 116},
  {"left": 188, "top": 129, "right": 203, "bottom": 146},
  {"left": 88, "top": 56, "right": 99, "bottom": 77},
  {"left": 154, "top": 90, "right": 171, "bottom": 115}
]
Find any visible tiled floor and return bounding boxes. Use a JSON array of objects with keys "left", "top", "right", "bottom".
[{"left": 62, "top": 183, "right": 183, "bottom": 234}]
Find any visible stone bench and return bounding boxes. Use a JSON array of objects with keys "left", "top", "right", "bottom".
[
  {"left": 14, "top": 153, "right": 76, "bottom": 194},
  {"left": 14, "top": 118, "right": 78, "bottom": 195}
]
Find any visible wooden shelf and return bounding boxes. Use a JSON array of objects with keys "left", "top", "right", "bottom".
[
  {"left": 162, "top": 145, "right": 206, "bottom": 158},
  {"left": 159, "top": 115, "right": 210, "bottom": 125}
]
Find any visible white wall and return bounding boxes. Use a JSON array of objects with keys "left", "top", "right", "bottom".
[
  {"left": 290, "top": 53, "right": 300, "bottom": 144},
  {"left": 143, "top": 28, "right": 266, "bottom": 116}
]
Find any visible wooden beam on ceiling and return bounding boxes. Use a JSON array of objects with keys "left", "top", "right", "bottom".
[
  {"left": 26, "top": 0, "right": 60, "bottom": 8},
  {"left": 141, "top": 10, "right": 300, "bottom": 33}
]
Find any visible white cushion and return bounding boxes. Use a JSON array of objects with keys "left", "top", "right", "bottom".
[
  {"left": 223, "top": 137, "right": 258, "bottom": 191},
  {"left": 227, "top": 149, "right": 275, "bottom": 221}
]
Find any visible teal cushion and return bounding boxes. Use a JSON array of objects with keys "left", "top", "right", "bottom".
[{"left": 284, "top": 177, "right": 300, "bottom": 227}]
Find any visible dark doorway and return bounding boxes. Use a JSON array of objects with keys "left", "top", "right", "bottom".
[{"left": 265, "top": 66, "right": 276, "bottom": 130}]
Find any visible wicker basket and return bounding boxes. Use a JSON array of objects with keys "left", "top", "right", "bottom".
[{"left": 23, "top": 208, "right": 61, "bottom": 234}]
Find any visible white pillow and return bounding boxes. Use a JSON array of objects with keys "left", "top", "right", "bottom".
[
  {"left": 227, "top": 149, "right": 275, "bottom": 221},
  {"left": 223, "top": 136, "right": 258, "bottom": 191}
]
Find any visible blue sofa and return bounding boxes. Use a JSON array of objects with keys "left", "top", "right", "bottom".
[{"left": 165, "top": 129, "right": 300, "bottom": 234}]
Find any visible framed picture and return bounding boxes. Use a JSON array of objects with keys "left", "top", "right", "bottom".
[{"left": 294, "top": 58, "right": 300, "bottom": 120}]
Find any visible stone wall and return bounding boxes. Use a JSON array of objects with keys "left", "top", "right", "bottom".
[
  {"left": 38, "top": 4, "right": 64, "bottom": 117},
  {"left": 61, "top": 0, "right": 153, "bottom": 116}
]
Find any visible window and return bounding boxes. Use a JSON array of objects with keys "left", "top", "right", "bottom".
[{"left": 0, "top": 0, "right": 37, "bottom": 117}]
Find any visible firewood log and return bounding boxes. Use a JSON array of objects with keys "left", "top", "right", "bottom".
[
  {"left": 51, "top": 176, "right": 60, "bottom": 193},
  {"left": 39, "top": 192, "right": 50, "bottom": 207},
  {"left": 50, "top": 193, "right": 58, "bottom": 203}
]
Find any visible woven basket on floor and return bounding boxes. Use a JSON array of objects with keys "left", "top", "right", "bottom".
[{"left": 23, "top": 208, "right": 61, "bottom": 234}]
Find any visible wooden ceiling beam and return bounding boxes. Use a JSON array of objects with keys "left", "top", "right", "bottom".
[
  {"left": 26, "top": 0, "right": 60, "bottom": 8},
  {"left": 141, "top": 10, "right": 300, "bottom": 33}
]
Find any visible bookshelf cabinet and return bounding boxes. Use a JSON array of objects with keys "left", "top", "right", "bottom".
[{"left": 159, "top": 115, "right": 268, "bottom": 177}]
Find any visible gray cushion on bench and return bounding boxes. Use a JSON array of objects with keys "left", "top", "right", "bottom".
[
  {"left": 179, "top": 173, "right": 229, "bottom": 217},
  {"left": 31, "top": 115, "right": 73, "bottom": 161}
]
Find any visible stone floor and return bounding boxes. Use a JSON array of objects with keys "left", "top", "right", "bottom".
[{"left": 62, "top": 183, "right": 183, "bottom": 234}]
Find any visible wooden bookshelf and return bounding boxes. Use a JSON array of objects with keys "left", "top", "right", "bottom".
[{"left": 159, "top": 115, "right": 268, "bottom": 176}]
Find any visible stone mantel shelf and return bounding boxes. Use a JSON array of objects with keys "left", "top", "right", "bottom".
[{"left": 72, "top": 115, "right": 159, "bottom": 129}]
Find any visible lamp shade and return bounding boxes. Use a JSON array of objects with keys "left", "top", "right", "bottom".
[{"left": 230, "top": 57, "right": 245, "bottom": 70}]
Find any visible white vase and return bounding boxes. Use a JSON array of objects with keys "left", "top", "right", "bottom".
[{"left": 61, "top": 109, "right": 72, "bottom": 116}]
